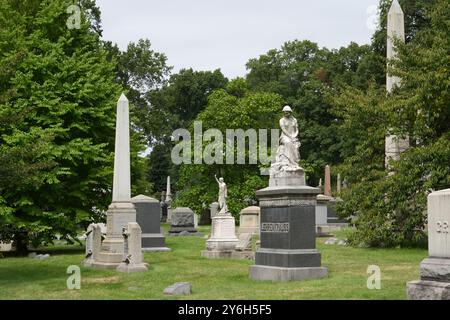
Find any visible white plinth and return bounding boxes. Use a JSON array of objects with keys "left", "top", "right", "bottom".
[{"left": 202, "top": 215, "right": 238, "bottom": 258}]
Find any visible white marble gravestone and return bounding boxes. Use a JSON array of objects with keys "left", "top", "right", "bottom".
[
  {"left": 82, "top": 224, "right": 102, "bottom": 267},
  {"left": 117, "top": 222, "right": 148, "bottom": 273},
  {"left": 407, "top": 189, "right": 450, "bottom": 299},
  {"left": 239, "top": 206, "right": 260, "bottom": 236}
]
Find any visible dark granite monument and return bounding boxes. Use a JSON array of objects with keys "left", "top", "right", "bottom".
[
  {"left": 132, "top": 195, "right": 170, "bottom": 252},
  {"left": 249, "top": 106, "right": 328, "bottom": 281}
]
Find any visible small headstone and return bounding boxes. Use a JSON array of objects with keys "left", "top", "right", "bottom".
[
  {"left": 116, "top": 222, "right": 148, "bottom": 273},
  {"left": 325, "top": 237, "right": 338, "bottom": 245},
  {"left": 169, "top": 207, "right": 197, "bottom": 234},
  {"left": 235, "top": 233, "right": 252, "bottom": 251},
  {"left": 0, "top": 242, "right": 15, "bottom": 252},
  {"left": 28, "top": 252, "right": 37, "bottom": 258},
  {"left": 210, "top": 202, "right": 219, "bottom": 219},
  {"left": 163, "top": 282, "right": 192, "bottom": 296},
  {"left": 239, "top": 206, "right": 260, "bottom": 236},
  {"left": 82, "top": 224, "right": 102, "bottom": 267},
  {"left": 199, "top": 207, "right": 212, "bottom": 226}
]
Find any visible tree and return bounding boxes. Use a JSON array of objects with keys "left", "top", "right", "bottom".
[{"left": 0, "top": 0, "right": 142, "bottom": 252}]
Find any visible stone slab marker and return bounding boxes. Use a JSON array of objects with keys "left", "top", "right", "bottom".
[
  {"left": 132, "top": 195, "right": 170, "bottom": 252},
  {"left": 324, "top": 165, "right": 331, "bottom": 197},
  {"left": 117, "top": 222, "right": 148, "bottom": 273},
  {"left": 169, "top": 207, "right": 198, "bottom": 234},
  {"left": 385, "top": 0, "right": 409, "bottom": 167},
  {"left": 407, "top": 189, "right": 450, "bottom": 299},
  {"left": 165, "top": 176, "right": 173, "bottom": 223},
  {"left": 239, "top": 206, "right": 260, "bottom": 236},
  {"left": 91, "top": 94, "right": 137, "bottom": 269}
]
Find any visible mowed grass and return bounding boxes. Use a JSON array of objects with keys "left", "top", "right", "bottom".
[{"left": 0, "top": 226, "right": 427, "bottom": 300}]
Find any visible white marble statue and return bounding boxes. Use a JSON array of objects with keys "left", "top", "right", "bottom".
[
  {"left": 214, "top": 174, "right": 228, "bottom": 214},
  {"left": 270, "top": 106, "right": 303, "bottom": 175}
]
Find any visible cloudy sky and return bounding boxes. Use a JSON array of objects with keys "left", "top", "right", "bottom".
[{"left": 96, "top": 0, "right": 381, "bottom": 79}]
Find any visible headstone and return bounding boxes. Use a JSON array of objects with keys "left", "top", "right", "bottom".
[
  {"left": 116, "top": 222, "right": 148, "bottom": 273},
  {"left": 163, "top": 282, "right": 192, "bottom": 296},
  {"left": 316, "top": 195, "right": 331, "bottom": 226},
  {"left": 169, "top": 207, "right": 198, "bottom": 234},
  {"left": 231, "top": 233, "right": 254, "bottom": 260},
  {"left": 385, "top": 0, "right": 409, "bottom": 167},
  {"left": 0, "top": 242, "right": 15, "bottom": 252},
  {"left": 132, "top": 195, "right": 170, "bottom": 252},
  {"left": 210, "top": 202, "right": 219, "bottom": 219},
  {"left": 201, "top": 177, "right": 238, "bottom": 259},
  {"left": 91, "top": 94, "right": 137, "bottom": 269},
  {"left": 249, "top": 106, "right": 327, "bottom": 282},
  {"left": 324, "top": 165, "right": 331, "bottom": 197},
  {"left": 407, "top": 189, "right": 450, "bottom": 299},
  {"left": 194, "top": 213, "right": 199, "bottom": 229},
  {"left": 239, "top": 206, "right": 260, "bottom": 236},
  {"left": 82, "top": 223, "right": 102, "bottom": 266},
  {"left": 199, "top": 207, "right": 212, "bottom": 225}
]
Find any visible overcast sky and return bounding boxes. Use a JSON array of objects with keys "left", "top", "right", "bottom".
[{"left": 96, "top": 0, "right": 381, "bottom": 79}]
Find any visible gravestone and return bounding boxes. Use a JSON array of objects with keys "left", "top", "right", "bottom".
[
  {"left": 249, "top": 106, "right": 327, "bottom": 282},
  {"left": 324, "top": 165, "right": 332, "bottom": 197},
  {"left": 116, "top": 222, "right": 148, "bottom": 273},
  {"left": 407, "top": 189, "right": 450, "bottom": 299},
  {"left": 165, "top": 176, "right": 173, "bottom": 223},
  {"left": 160, "top": 191, "right": 167, "bottom": 222},
  {"left": 199, "top": 207, "right": 212, "bottom": 226},
  {"left": 239, "top": 206, "right": 260, "bottom": 236},
  {"left": 169, "top": 207, "right": 197, "bottom": 234},
  {"left": 82, "top": 224, "right": 102, "bottom": 267},
  {"left": 0, "top": 242, "right": 15, "bottom": 252},
  {"left": 231, "top": 233, "right": 254, "bottom": 260},
  {"left": 132, "top": 195, "right": 170, "bottom": 252}
]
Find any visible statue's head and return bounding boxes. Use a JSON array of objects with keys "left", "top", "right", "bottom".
[
  {"left": 219, "top": 177, "right": 224, "bottom": 183},
  {"left": 282, "top": 105, "right": 293, "bottom": 117}
]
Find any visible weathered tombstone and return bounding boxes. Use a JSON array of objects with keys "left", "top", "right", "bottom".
[
  {"left": 163, "top": 282, "right": 192, "bottom": 296},
  {"left": 231, "top": 233, "right": 254, "bottom": 260},
  {"left": 201, "top": 176, "right": 238, "bottom": 259},
  {"left": 315, "top": 195, "right": 331, "bottom": 226},
  {"left": 132, "top": 195, "right": 170, "bottom": 252},
  {"left": 116, "top": 222, "right": 148, "bottom": 273},
  {"left": 169, "top": 207, "right": 198, "bottom": 235},
  {"left": 82, "top": 224, "right": 102, "bottom": 267},
  {"left": 250, "top": 106, "right": 327, "bottom": 281},
  {"left": 91, "top": 94, "right": 137, "bottom": 269},
  {"left": 0, "top": 242, "right": 15, "bottom": 252},
  {"left": 407, "top": 189, "right": 450, "bottom": 299},
  {"left": 239, "top": 206, "right": 260, "bottom": 236},
  {"left": 210, "top": 202, "right": 219, "bottom": 219}
]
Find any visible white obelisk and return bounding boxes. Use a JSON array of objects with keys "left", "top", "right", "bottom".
[
  {"left": 385, "top": 0, "right": 409, "bottom": 168},
  {"left": 92, "top": 93, "right": 137, "bottom": 268},
  {"left": 165, "top": 176, "right": 173, "bottom": 222}
]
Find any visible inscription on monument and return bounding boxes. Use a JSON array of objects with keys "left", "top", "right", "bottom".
[{"left": 261, "top": 222, "right": 290, "bottom": 233}]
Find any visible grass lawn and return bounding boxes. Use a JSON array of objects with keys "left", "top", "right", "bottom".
[{"left": 0, "top": 226, "right": 427, "bottom": 300}]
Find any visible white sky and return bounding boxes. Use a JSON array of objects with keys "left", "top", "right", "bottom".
[{"left": 97, "top": 0, "right": 380, "bottom": 79}]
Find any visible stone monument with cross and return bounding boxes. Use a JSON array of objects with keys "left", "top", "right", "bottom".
[
  {"left": 249, "top": 106, "right": 327, "bottom": 281},
  {"left": 407, "top": 189, "right": 450, "bottom": 299}
]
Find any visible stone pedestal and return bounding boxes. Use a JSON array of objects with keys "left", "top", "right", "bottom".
[
  {"left": 407, "top": 189, "right": 450, "bottom": 300},
  {"left": 202, "top": 215, "right": 238, "bottom": 259},
  {"left": 239, "top": 206, "right": 260, "bottom": 235},
  {"left": 249, "top": 185, "right": 328, "bottom": 282},
  {"left": 91, "top": 202, "right": 136, "bottom": 269},
  {"left": 169, "top": 207, "right": 197, "bottom": 234},
  {"left": 116, "top": 222, "right": 148, "bottom": 273},
  {"left": 132, "top": 195, "right": 170, "bottom": 252}
]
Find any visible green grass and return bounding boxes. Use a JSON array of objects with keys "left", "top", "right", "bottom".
[{"left": 0, "top": 226, "right": 426, "bottom": 300}]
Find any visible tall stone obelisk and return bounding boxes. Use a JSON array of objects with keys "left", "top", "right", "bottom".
[
  {"left": 385, "top": 0, "right": 409, "bottom": 167},
  {"left": 165, "top": 176, "right": 173, "bottom": 222},
  {"left": 92, "top": 94, "right": 137, "bottom": 269}
]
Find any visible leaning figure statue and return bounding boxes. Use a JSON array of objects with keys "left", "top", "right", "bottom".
[
  {"left": 271, "top": 105, "right": 303, "bottom": 174},
  {"left": 214, "top": 174, "right": 228, "bottom": 214}
]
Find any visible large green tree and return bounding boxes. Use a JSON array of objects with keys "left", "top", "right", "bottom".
[{"left": 0, "top": 0, "right": 144, "bottom": 252}]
